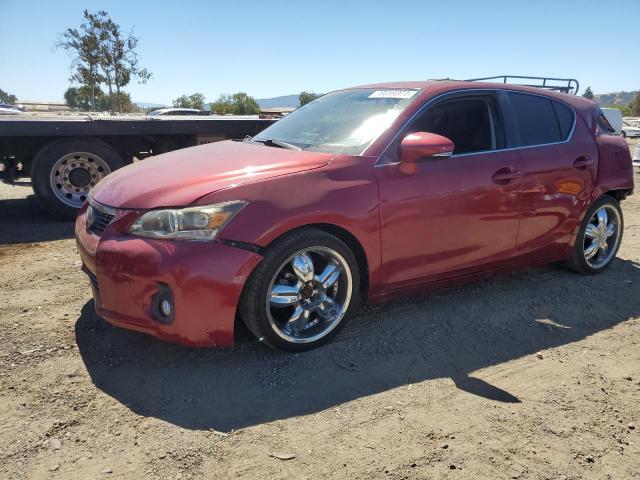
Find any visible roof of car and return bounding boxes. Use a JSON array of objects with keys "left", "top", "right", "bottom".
[{"left": 346, "top": 80, "right": 596, "bottom": 110}]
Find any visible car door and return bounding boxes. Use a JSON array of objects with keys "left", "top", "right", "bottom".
[
  {"left": 505, "top": 92, "right": 598, "bottom": 259},
  {"left": 375, "top": 91, "right": 522, "bottom": 290}
]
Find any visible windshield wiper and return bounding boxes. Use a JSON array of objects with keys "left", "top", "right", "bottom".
[{"left": 251, "top": 138, "right": 301, "bottom": 151}]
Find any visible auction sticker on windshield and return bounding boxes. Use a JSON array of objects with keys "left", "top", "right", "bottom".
[{"left": 368, "top": 90, "right": 418, "bottom": 99}]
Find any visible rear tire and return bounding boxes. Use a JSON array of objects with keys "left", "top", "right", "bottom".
[
  {"left": 239, "top": 228, "right": 360, "bottom": 352},
  {"left": 565, "top": 195, "right": 623, "bottom": 274},
  {"left": 31, "top": 138, "right": 124, "bottom": 219}
]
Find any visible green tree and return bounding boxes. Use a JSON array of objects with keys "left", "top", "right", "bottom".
[
  {"left": 631, "top": 92, "right": 640, "bottom": 117},
  {"left": 605, "top": 104, "right": 632, "bottom": 116},
  {"left": 65, "top": 86, "right": 93, "bottom": 111},
  {"left": 173, "top": 93, "right": 206, "bottom": 110},
  {"left": 231, "top": 92, "right": 260, "bottom": 114},
  {"left": 210, "top": 92, "right": 260, "bottom": 115},
  {"left": 0, "top": 88, "right": 17, "bottom": 104},
  {"left": 582, "top": 86, "right": 594, "bottom": 100},
  {"left": 210, "top": 94, "right": 233, "bottom": 114},
  {"left": 64, "top": 86, "right": 111, "bottom": 111},
  {"left": 299, "top": 91, "right": 319, "bottom": 106},
  {"left": 110, "top": 91, "right": 138, "bottom": 113}
]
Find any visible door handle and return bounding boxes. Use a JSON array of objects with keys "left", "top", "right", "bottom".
[
  {"left": 491, "top": 167, "right": 521, "bottom": 185},
  {"left": 573, "top": 155, "right": 594, "bottom": 169}
]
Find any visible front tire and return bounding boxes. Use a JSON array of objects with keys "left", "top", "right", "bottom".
[
  {"left": 239, "top": 228, "right": 360, "bottom": 352},
  {"left": 565, "top": 195, "right": 623, "bottom": 274}
]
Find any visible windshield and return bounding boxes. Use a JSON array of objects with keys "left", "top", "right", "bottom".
[{"left": 250, "top": 88, "right": 419, "bottom": 155}]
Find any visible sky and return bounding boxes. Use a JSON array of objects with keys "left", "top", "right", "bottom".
[{"left": 0, "top": 0, "right": 637, "bottom": 105}]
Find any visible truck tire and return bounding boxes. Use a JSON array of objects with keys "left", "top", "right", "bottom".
[{"left": 31, "top": 138, "right": 124, "bottom": 219}]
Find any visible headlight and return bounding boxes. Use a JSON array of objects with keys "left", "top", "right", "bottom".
[{"left": 128, "top": 201, "right": 246, "bottom": 241}]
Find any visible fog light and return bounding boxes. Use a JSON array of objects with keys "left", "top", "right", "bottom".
[
  {"left": 160, "top": 299, "right": 172, "bottom": 317},
  {"left": 151, "top": 284, "right": 174, "bottom": 324}
]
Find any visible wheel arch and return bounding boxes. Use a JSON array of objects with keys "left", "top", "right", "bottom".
[
  {"left": 603, "top": 188, "right": 632, "bottom": 203},
  {"left": 261, "top": 223, "right": 370, "bottom": 297},
  {"left": 235, "top": 223, "right": 367, "bottom": 350},
  {"left": 567, "top": 189, "right": 628, "bottom": 250}
]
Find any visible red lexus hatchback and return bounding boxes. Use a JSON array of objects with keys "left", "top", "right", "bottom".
[{"left": 75, "top": 80, "right": 634, "bottom": 351}]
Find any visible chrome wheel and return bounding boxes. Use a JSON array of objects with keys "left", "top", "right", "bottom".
[
  {"left": 49, "top": 152, "right": 111, "bottom": 208},
  {"left": 583, "top": 205, "right": 621, "bottom": 269},
  {"left": 266, "top": 247, "right": 353, "bottom": 344}
]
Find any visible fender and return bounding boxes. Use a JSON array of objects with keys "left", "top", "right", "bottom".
[
  {"left": 566, "top": 134, "right": 634, "bottom": 250},
  {"left": 198, "top": 155, "right": 385, "bottom": 298}
]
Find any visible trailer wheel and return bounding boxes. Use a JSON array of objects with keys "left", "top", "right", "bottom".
[{"left": 31, "top": 138, "right": 124, "bottom": 219}]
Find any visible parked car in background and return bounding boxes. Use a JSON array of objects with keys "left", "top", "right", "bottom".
[
  {"left": 601, "top": 108, "right": 623, "bottom": 135},
  {"left": 633, "top": 143, "right": 640, "bottom": 169},
  {"left": 622, "top": 119, "right": 640, "bottom": 138},
  {"left": 0, "top": 103, "right": 22, "bottom": 115},
  {"left": 148, "top": 108, "right": 204, "bottom": 116},
  {"left": 76, "top": 79, "right": 634, "bottom": 351}
]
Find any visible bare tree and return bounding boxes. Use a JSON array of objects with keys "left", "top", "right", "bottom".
[
  {"left": 57, "top": 10, "right": 151, "bottom": 113},
  {"left": 55, "top": 10, "right": 107, "bottom": 111},
  {"left": 100, "top": 15, "right": 152, "bottom": 113}
]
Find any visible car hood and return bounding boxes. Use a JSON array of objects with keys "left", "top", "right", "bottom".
[{"left": 91, "top": 140, "right": 334, "bottom": 209}]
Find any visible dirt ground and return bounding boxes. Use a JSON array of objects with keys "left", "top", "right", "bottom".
[{"left": 1, "top": 141, "right": 639, "bottom": 480}]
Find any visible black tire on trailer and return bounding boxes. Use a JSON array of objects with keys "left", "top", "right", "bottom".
[{"left": 31, "top": 137, "right": 124, "bottom": 219}]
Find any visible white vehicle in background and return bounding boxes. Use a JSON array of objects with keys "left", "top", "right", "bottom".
[
  {"left": 601, "top": 108, "right": 623, "bottom": 135},
  {"left": 622, "top": 118, "right": 640, "bottom": 138},
  {"left": 633, "top": 143, "right": 640, "bottom": 169},
  {"left": 148, "top": 108, "right": 203, "bottom": 116},
  {"left": 0, "top": 103, "right": 23, "bottom": 115},
  {"left": 0, "top": 107, "right": 20, "bottom": 115}
]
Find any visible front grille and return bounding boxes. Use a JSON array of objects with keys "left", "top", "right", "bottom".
[
  {"left": 90, "top": 209, "right": 115, "bottom": 236},
  {"left": 88, "top": 203, "right": 116, "bottom": 236}
]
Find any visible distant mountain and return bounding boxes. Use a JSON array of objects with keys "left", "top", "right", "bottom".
[
  {"left": 594, "top": 91, "right": 637, "bottom": 107},
  {"left": 256, "top": 95, "right": 299, "bottom": 109}
]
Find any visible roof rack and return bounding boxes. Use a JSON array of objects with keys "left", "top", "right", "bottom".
[{"left": 464, "top": 75, "right": 580, "bottom": 95}]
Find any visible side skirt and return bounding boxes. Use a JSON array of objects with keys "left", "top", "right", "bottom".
[{"left": 368, "top": 252, "right": 569, "bottom": 304}]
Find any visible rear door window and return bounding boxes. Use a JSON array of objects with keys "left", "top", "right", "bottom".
[{"left": 508, "top": 92, "right": 574, "bottom": 146}]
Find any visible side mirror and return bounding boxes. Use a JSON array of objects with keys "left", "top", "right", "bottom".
[{"left": 400, "top": 132, "right": 455, "bottom": 163}]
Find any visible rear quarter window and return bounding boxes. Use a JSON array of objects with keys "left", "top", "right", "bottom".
[
  {"left": 551, "top": 101, "right": 574, "bottom": 139},
  {"left": 596, "top": 110, "right": 616, "bottom": 135},
  {"left": 508, "top": 92, "right": 574, "bottom": 146}
]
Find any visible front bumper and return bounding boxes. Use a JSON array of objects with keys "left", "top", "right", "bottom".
[{"left": 75, "top": 203, "right": 262, "bottom": 347}]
